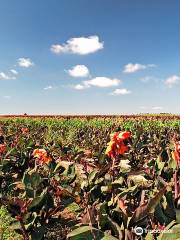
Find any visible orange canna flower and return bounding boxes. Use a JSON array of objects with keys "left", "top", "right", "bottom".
[
  {"left": 117, "top": 141, "right": 129, "bottom": 155},
  {"left": 118, "top": 131, "right": 131, "bottom": 140},
  {"left": 172, "top": 141, "right": 180, "bottom": 166},
  {"left": 175, "top": 141, "right": 180, "bottom": 152},
  {"left": 105, "top": 141, "right": 116, "bottom": 157},
  {"left": 105, "top": 131, "right": 130, "bottom": 159},
  {"left": 21, "top": 127, "right": 29, "bottom": 134},
  {"left": 32, "top": 148, "right": 51, "bottom": 164},
  {"left": 0, "top": 144, "right": 6, "bottom": 154}
]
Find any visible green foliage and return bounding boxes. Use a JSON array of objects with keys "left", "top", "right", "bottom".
[
  {"left": 0, "top": 116, "right": 179, "bottom": 239},
  {"left": 0, "top": 206, "right": 23, "bottom": 240}
]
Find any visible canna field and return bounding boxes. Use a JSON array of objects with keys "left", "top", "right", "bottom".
[{"left": 0, "top": 115, "right": 179, "bottom": 240}]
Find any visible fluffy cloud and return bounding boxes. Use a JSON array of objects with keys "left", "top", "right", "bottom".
[
  {"left": 83, "top": 77, "right": 121, "bottom": 88},
  {"left": 10, "top": 69, "right": 18, "bottom": 75},
  {"left": 44, "top": 85, "right": 53, "bottom": 90},
  {"left": 67, "top": 65, "right": 89, "bottom": 77},
  {"left": 123, "top": 63, "right": 156, "bottom": 73},
  {"left": 110, "top": 88, "right": 131, "bottom": 95},
  {"left": 73, "top": 84, "right": 90, "bottom": 90},
  {"left": 165, "top": 75, "right": 180, "bottom": 88},
  {"left": 140, "top": 106, "right": 163, "bottom": 110},
  {"left": 18, "top": 58, "right": 34, "bottom": 68},
  {"left": 51, "top": 36, "right": 104, "bottom": 55},
  {"left": 140, "top": 76, "right": 159, "bottom": 83},
  {"left": 0, "top": 72, "right": 16, "bottom": 80}
]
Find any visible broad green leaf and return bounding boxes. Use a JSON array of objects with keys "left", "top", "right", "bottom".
[
  {"left": 31, "top": 226, "right": 45, "bottom": 240},
  {"left": 129, "top": 187, "right": 166, "bottom": 226},
  {"left": 30, "top": 172, "right": 42, "bottom": 189},
  {"left": 156, "top": 156, "right": 165, "bottom": 175},
  {"left": 119, "top": 160, "right": 131, "bottom": 173},
  {"left": 67, "top": 226, "right": 119, "bottom": 240},
  {"left": 176, "top": 209, "right": 180, "bottom": 224},
  {"left": 67, "top": 226, "right": 102, "bottom": 240},
  {"left": 128, "top": 175, "right": 152, "bottom": 187},
  {"left": 145, "top": 232, "right": 155, "bottom": 240},
  {"left": 167, "top": 149, "right": 177, "bottom": 170},
  {"left": 118, "top": 185, "right": 138, "bottom": 198},
  {"left": 157, "top": 223, "right": 180, "bottom": 240},
  {"left": 101, "top": 185, "right": 111, "bottom": 193},
  {"left": 99, "top": 203, "right": 122, "bottom": 238},
  {"left": 28, "top": 191, "right": 47, "bottom": 212},
  {"left": 88, "top": 170, "right": 99, "bottom": 184},
  {"left": 154, "top": 204, "right": 171, "bottom": 225}
]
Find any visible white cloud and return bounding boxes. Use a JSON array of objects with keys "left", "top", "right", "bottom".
[
  {"left": 67, "top": 65, "right": 89, "bottom": 77},
  {"left": 83, "top": 77, "right": 121, "bottom": 88},
  {"left": 140, "top": 106, "right": 163, "bottom": 110},
  {"left": 110, "top": 88, "right": 131, "bottom": 95},
  {"left": 0, "top": 72, "right": 16, "bottom": 80},
  {"left": 44, "top": 86, "right": 53, "bottom": 90},
  {"left": 72, "top": 76, "right": 121, "bottom": 90},
  {"left": 152, "top": 106, "right": 163, "bottom": 110},
  {"left": 18, "top": 58, "right": 34, "bottom": 68},
  {"left": 73, "top": 84, "right": 90, "bottom": 90},
  {"left": 3, "top": 95, "right": 11, "bottom": 99},
  {"left": 51, "top": 35, "right": 104, "bottom": 55},
  {"left": 123, "top": 63, "right": 156, "bottom": 73},
  {"left": 140, "top": 76, "right": 159, "bottom": 83},
  {"left": 165, "top": 75, "right": 180, "bottom": 88},
  {"left": 10, "top": 69, "right": 18, "bottom": 75}
]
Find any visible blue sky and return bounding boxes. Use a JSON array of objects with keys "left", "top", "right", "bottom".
[{"left": 0, "top": 0, "right": 180, "bottom": 114}]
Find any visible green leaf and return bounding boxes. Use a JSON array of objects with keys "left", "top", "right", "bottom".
[
  {"left": 101, "top": 185, "right": 111, "bottom": 193},
  {"left": 54, "top": 161, "right": 72, "bottom": 174},
  {"left": 23, "top": 171, "right": 42, "bottom": 190},
  {"left": 67, "top": 226, "right": 102, "bottom": 240},
  {"left": 88, "top": 170, "right": 99, "bottom": 184},
  {"left": 154, "top": 204, "right": 171, "bottom": 225},
  {"left": 112, "top": 177, "right": 124, "bottom": 186},
  {"left": 101, "top": 233, "right": 120, "bottom": 240},
  {"left": 53, "top": 163, "right": 65, "bottom": 173},
  {"left": 128, "top": 175, "right": 152, "bottom": 187},
  {"left": 119, "top": 160, "right": 131, "bottom": 173},
  {"left": 176, "top": 209, "right": 180, "bottom": 224},
  {"left": 129, "top": 187, "right": 166, "bottom": 226},
  {"left": 157, "top": 223, "right": 180, "bottom": 240},
  {"left": 67, "top": 226, "right": 119, "bottom": 240},
  {"left": 28, "top": 191, "right": 47, "bottom": 212},
  {"left": 46, "top": 191, "right": 54, "bottom": 209},
  {"left": 24, "top": 213, "right": 37, "bottom": 230},
  {"left": 31, "top": 172, "right": 42, "bottom": 189},
  {"left": 145, "top": 232, "right": 155, "bottom": 240},
  {"left": 118, "top": 185, "right": 138, "bottom": 198},
  {"left": 167, "top": 149, "right": 177, "bottom": 170},
  {"left": 25, "top": 188, "right": 34, "bottom": 198},
  {"left": 156, "top": 156, "right": 165, "bottom": 175},
  {"left": 22, "top": 171, "right": 31, "bottom": 187},
  {"left": 99, "top": 203, "right": 122, "bottom": 238},
  {"left": 31, "top": 226, "right": 45, "bottom": 240},
  {"left": 10, "top": 220, "right": 21, "bottom": 230}
]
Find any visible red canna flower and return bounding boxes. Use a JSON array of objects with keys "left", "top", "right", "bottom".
[
  {"left": 172, "top": 141, "right": 180, "bottom": 166},
  {"left": 0, "top": 144, "right": 6, "bottom": 154},
  {"left": 175, "top": 141, "right": 180, "bottom": 152},
  {"left": 118, "top": 131, "right": 131, "bottom": 140},
  {"left": 105, "top": 131, "right": 131, "bottom": 159},
  {"left": 32, "top": 148, "right": 51, "bottom": 164},
  {"left": 21, "top": 127, "right": 29, "bottom": 135}
]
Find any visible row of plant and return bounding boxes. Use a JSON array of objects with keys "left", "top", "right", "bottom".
[{"left": 0, "top": 118, "right": 179, "bottom": 239}]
